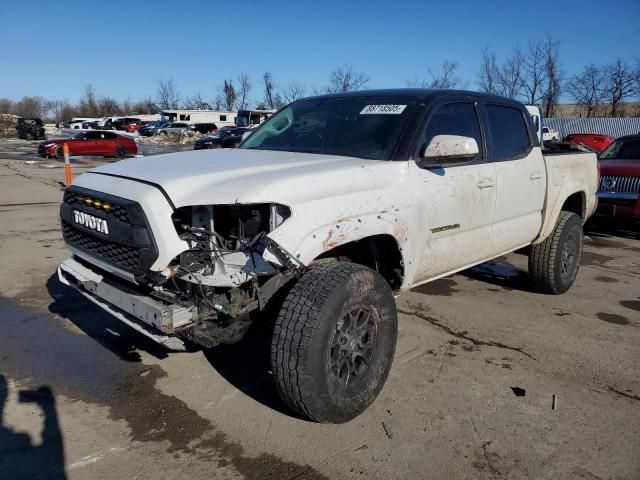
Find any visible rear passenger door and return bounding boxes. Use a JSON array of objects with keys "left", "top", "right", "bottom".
[
  {"left": 482, "top": 103, "right": 545, "bottom": 254},
  {"left": 412, "top": 101, "right": 497, "bottom": 281}
]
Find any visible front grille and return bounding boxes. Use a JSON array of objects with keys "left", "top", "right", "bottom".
[
  {"left": 64, "top": 189, "right": 130, "bottom": 223},
  {"left": 62, "top": 221, "right": 141, "bottom": 270},
  {"left": 599, "top": 175, "right": 640, "bottom": 194}
]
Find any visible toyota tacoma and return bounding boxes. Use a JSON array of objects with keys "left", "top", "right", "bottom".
[{"left": 57, "top": 89, "right": 598, "bottom": 423}]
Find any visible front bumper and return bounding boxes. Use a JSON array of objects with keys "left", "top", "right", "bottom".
[
  {"left": 58, "top": 256, "right": 193, "bottom": 350},
  {"left": 595, "top": 192, "right": 640, "bottom": 218}
]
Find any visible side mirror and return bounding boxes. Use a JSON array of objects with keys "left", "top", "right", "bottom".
[
  {"left": 418, "top": 135, "right": 479, "bottom": 167},
  {"left": 241, "top": 131, "right": 253, "bottom": 142}
]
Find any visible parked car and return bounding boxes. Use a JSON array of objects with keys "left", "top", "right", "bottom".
[
  {"left": 68, "top": 120, "right": 86, "bottom": 129},
  {"left": 120, "top": 120, "right": 146, "bottom": 133},
  {"left": 594, "top": 135, "right": 640, "bottom": 220},
  {"left": 16, "top": 118, "right": 45, "bottom": 140},
  {"left": 57, "top": 89, "right": 598, "bottom": 423},
  {"left": 157, "top": 122, "right": 190, "bottom": 135},
  {"left": 138, "top": 121, "right": 170, "bottom": 137},
  {"left": 38, "top": 131, "right": 137, "bottom": 159},
  {"left": 563, "top": 133, "right": 614, "bottom": 153},
  {"left": 542, "top": 126, "right": 559, "bottom": 142},
  {"left": 189, "top": 122, "right": 218, "bottom": 134},
  {"left": 113, "top": 118, "right": 142, "bottom": 131},
  {"left": 193, "top": 127, "right": 250, "bottom": 149},
  {"left": 82, "top": 121, "right": 99, "bottom": 129}
]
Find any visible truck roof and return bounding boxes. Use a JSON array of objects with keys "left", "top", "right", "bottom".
[{"left": 311, "top": 88, "right": 524, "bottom": 108}]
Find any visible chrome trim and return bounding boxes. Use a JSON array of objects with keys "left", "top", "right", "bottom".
[
  {"left": 596, "top": 192, "right": 639, "bottom": 200},
  {"left": 58, "top": 257, "right": 194, "bottom": 350}
]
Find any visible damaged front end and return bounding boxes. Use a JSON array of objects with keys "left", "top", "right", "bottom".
[{"left": 60, "top": 201, "right": 303, "bottom": 350}]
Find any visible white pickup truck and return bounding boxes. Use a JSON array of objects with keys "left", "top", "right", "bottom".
[{"left": 58, "top": 89, "right": 598, "bottom": 423}]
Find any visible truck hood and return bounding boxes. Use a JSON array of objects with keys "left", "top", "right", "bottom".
[
  {"left": 599, "top": 159, "right": 640, "bottom": 177},
  {"left": 87, "top": 148, "right": 403, "bottom": 207}
]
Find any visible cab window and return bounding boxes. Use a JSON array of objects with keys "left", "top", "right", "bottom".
[
  {"left": 485, "top": 105, "right": 531, "bottom": 161},
  {"left": 424, "top": 103, "right": 483, "bottom": 160}
]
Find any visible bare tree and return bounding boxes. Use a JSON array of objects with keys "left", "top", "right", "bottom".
[
  {"left": 121, "top": 97, "right": 133, "bottom": 115},
  {"left": 281, "top": 81, "right": 306, "bottom": 104},
  {"left": 326, "top": 65, "right": 370, "bottom": 93},
  {"left": 98, "top": 97, "right": 121, "bottom": 116},
  {"left": 520, "top": 40, "right": 547, "bottom": 105},
  {"left": 542, "top": 36, "right": 563, "bottom": 117},
  {"left": 603, "top": 59, "right": 637, "bottom": 117},
  {"left": 220, "top": 80, "right": 237, "bottom": 111},
  {"left": 157, "top": 78, "right": 181, "bottom": 110},
  {"left": 566, "top": 64, "right": 606, "bottom": 117},
  {"left": 427, "top": 60, "right": 462, "bottom": 89},
  {"left": 11, "top": 96, "right": 49, "bottom": 118},
  {"left": 131, "top": 96, "right": 158, "bottom": 114},
  {"left": 0, "top": 98, "right": 13, "bottom": 113},
  {"left": 263, "top": 72, "right": 276, "bottom": 109},
  {"left": 46, "top": 100, "right": 67, "bottom": 124},
  {"left": 78, "top": 84, "right": 99, "bottom": 116},
  {"left": 496, "top": 47, "right": 524, "bottom": 99},
  {"left": 183, "top": 93, "right": 210, "bottom": 110},
  {"left": 477, "top": 48, "right": 500, "bottom": 94},
  {"left": 237, "top": 73, "right": 251, "bottom": 110}
]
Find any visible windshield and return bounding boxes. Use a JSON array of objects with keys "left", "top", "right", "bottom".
[
  {"left": 71, "top": 132, "right": 85, "bottom": 139},
  {"left": 599, "top": 138, "right": 640, "bottom": 160},
  {"left": 240, "top": 96, "right": 416, "bottom": 160}
]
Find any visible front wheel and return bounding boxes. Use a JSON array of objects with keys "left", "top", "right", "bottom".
[
  {"left": 115, "top": 146, "right": 127, "bottom": 158},
  {"left": 271, "top": 262, "right": 397, "bottom": 423},
  {"left": 528, "top": 211, "right": 583, "bottom": 294},
  {"left": 54, "top": 146, "right": 64, "bottom": 159}
]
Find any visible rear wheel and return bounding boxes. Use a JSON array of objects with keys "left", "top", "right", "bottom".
[
  {"left": 271, "top": 262, "right": 397, "bottom": 423},
  {"left": 115, "top": 146, "right": 127, "bottom": 158},
  {"left": 528, "top": 211, "right": 583, "bottom": 294}
]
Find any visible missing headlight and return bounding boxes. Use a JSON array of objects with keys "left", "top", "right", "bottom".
[{"left": 172, "top": 203, "right": 291, "bottom": 250}]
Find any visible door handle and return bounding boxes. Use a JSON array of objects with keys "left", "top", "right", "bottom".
[
  {"left": 477, "top": 178, "right": 496, "bottom": 189},
  {"left": 529, "top": 171, "right": 542, "bottom": 180}
]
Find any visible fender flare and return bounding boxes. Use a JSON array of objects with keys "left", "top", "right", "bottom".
[{"left": 267, "top": 212, "right": 409, "bottom": 267}]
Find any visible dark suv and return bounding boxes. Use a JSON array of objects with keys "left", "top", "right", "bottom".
[{"left": 16, "top": 118, "right": 45, "bottom": 140}]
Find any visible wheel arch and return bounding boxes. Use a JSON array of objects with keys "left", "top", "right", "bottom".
[
  {"left": 533, "top": 189, "right": 588, "bottom": 244},
  {"left": 314, "top": 234, "right": 405, "bottom": 291}
]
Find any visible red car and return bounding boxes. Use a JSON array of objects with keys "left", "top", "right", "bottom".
[
  {"left": 595, "top": 135, "right": 640, "bottom": 220},
  {"left": 120, "top": 120, "right": 147, "bottom": 133},
  {"left": 563, "top": 133, "right": 614, "bottom": 153},
  {"left": 38, "top": 131, "right": 137, "bottom": 159}
]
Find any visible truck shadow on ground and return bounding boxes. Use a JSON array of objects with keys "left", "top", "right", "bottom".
[
  {"left": 461, "top": 258, "right": 532, "bottom": 292},
  {"left": 45, "top": 274, "right": 171, "bottom": 363},
  {"left": 0, "top": 375, "right": 67, "bottom": 480},
  {"left": 45, "top": 274, "right": 298, "bottom": 417},
  {"left": 202, "top": 319, "right": 298, "bottom": 418}
]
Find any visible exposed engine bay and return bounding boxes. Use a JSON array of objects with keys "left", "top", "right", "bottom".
[{"left": 143, "top": 203, "right": 301, "bottom": 347}]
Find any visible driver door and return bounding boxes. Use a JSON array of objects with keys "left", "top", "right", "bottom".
[{"left": 412, "top": 101, "right": 497, "bottom": 282}]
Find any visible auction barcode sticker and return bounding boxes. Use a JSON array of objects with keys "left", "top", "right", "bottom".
[{"left": 360, "top": 105, "right": 407, "bottom": 115}]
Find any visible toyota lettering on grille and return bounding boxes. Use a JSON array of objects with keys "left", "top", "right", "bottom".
[{"left": 73, "top": 210, "right": 109, "bottom": 235}]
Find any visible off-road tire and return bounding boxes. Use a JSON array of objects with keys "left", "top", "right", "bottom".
[
  {"left": 54, "top": 146, "right": 64, "bottom": 159},
  {"left": 528, "top": 211, "right": 583, "bottom": 294},
  {"left": 115, "top": 146, "right": 127, "bottom": 158},
  {"left": 271, "top": 262, "right": 397, "bottom": 423}
]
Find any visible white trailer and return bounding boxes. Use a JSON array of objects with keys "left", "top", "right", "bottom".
[{"left": 160, "top": 110, "right": 235, "bottom": 127}]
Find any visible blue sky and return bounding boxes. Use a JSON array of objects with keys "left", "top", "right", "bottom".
[{"left": 1, "top": 0, "right": 638, "bottom": 103}]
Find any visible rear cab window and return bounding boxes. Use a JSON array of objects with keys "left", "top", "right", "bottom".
[{"left": 485, "top": 104, "right": 531, "bottom": 160}]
